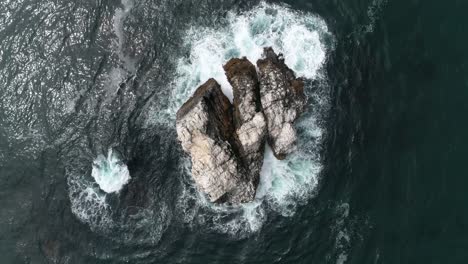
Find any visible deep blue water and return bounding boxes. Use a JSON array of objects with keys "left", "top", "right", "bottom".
[{"left": 1, "top": 0, "right": 468, "bottom": 263}]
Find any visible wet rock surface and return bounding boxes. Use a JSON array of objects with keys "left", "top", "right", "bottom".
[{"left": 176, "top": 48, "right": 305, "bottom": 204}]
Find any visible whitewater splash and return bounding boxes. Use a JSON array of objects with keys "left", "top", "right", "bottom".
[
  {"left": 91, "top": 149, "right": 130, "bottom": 193},
  {"left": 68, "top": 1, "right": 334, "bottom": 238},
  {"left": 67, "top": 149, "right": 130, "bottom": 229},
  {"left": 162, "top": 2, "right": 334, "bottom": 234},
  {"left": 163, "top": 2, "right": 331, "bottom": 111}
]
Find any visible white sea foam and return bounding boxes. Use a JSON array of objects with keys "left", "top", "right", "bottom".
[
  {"left": 68, "top": 150, "right": 126, "bottom": 227},
  {"left": 69, "top": 1, "right": 334, "bottom": 237},
  {"left": 163, "top": 2, "right": 330, "bottom": 113},
  {"left": 68, "top": 173, "right": 113, "bottom": 229},
  {"left": 164, "top": 2, "right": 334, "bottom": 234},
  {"left": 91, "top": 149, "right": 130, "bottom": 193}
]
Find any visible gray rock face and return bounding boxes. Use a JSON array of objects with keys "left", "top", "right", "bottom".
[
  {"left": 224, "top": 58, "right": 267, "bottom": 187},
  {"left": 176, "top": 79, "right": 255, "bottom": 204},
  {"left": 257, "top": 48, "right": 306, "bottom": 159},
  {"left": 176, "top": 48, "right": 306, "bottom": 204}
]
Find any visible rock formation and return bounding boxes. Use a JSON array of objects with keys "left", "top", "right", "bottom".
[
  {"left": 257, "top": 47, "right": 306, "bottom": 159},
  {"left": 224, "top": 58, "right": 267, "bottom": 188},
  {"left": 176, "top": 79, "right": 256, "bottom": 203},
  {"left": 176, "top": 48, "right": 305, "bottom": 204}
]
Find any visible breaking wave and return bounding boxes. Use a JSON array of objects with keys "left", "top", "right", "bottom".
[
  {"left": 68, "top": 1, "right": 334, "bottom": 238},
  {"left": 91, "top": 149, "right": 130, "bottom": 193},
  {"left": 164, "top": 1, "right": 334, "bottom": 234}
]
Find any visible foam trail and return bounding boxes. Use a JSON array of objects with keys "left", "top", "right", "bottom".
[
  {"left": 333, "top": 203, "right": 351, "bottom": 264},
  {"left": 67, "top": 173, "right": 113, "bottom": 230},
  {"left": 365, "top": 0, "right": 387, "bottom": 33},
  {"left": 91, "top": 149, "right": 130, "bottom": 193},
  {"left": 113, "top": 0, "right": 136, "bottom": 72}
]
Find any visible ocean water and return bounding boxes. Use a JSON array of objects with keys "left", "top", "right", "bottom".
[{"left": 1, "top": 0, "right": 468, "bottom": 263}]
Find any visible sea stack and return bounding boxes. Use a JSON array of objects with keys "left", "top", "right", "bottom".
[
  {"left": 176, "top": 48, "right": 305, "bottom": 204},
  {"left": 257, "top": 47, "right": 306, "bottom": 159},
  {"left": 176, "top": 79, "right": 256, "bottom": 203},
  {"left": 224, "top": 57, "right": 267, "bottom": 189}
]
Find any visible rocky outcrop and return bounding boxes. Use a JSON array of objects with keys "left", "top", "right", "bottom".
[
  {"left": 257, "top": 48, "right": 306, "bottom": 159},
  {"left": 176, "top": 48, "right": 306, "bottom": 204},
  {"left": 176, "top": 79, "right": 255, "bottom": 203},
  {"left": 224, "top": 58, "right": 266, "bottom": 187}
]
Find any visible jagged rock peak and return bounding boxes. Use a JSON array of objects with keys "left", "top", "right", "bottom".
[
  {"left": 176, "top": 78, "right": 255, "bottom": 204},
  {"left": 176, "top": 48, "right": 307, "bottom": 204},
  {"left": 224, "top": 57, "right": 266, "bottom": 189},
  {"left": 257, "top": 47, "right": 306, "bottom": 159}
]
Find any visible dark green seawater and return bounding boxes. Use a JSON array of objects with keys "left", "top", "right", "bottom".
[{"left": 1, "top": 0, "right": 467, "bottom": 263}]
